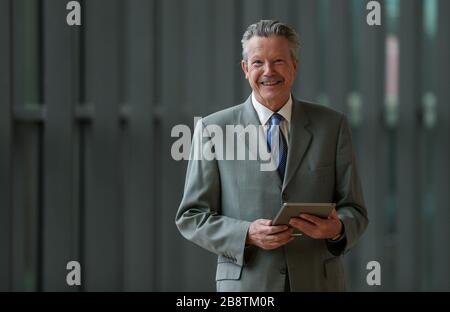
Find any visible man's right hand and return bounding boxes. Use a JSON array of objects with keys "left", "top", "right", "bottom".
[{"left": 246, "top": 219, "right": 295, "bottom": 250}]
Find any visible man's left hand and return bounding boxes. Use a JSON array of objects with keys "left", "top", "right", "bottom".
[{"left": 289, "top": 208, "right": 342, "bottom": 239}]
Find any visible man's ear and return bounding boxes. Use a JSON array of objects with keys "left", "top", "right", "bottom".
[
  {"left": 293, "top": 60, "right": 298, "bottom": 72},
  {"left": 241, "top": 60, "right": 249, "bottom": 79}
]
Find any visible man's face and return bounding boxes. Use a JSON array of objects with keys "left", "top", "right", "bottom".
[{"left": 241, "top": 35, "right": 297, "bottom": 110}]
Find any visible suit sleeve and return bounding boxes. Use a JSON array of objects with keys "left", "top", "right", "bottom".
[
  {"left": 326, "top": 115, "right": 368, "bottom": 256},
  {"left": 175, "top": 121, "right": 251, "bottom": 266}
]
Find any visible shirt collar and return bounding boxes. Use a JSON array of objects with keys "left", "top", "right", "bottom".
[{"left": 251, "top": 92, "right": 292, "bottom": 126}]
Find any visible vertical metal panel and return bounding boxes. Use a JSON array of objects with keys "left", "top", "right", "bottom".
[
  {"left": 71, "top": 0, "right": 83, "bottom": 292},
  {"left": 12, "top": 0, "right": 40, "bottom": 109},
  {"left": 267, "top": 0, "right": 291, "bottom": 22},
  {"left": 0, "top": 0, "right": 12, "bottom": 292},
  {"left": 42, "top": 0, "right": 78, "bottom": 291},
  {"left": 159, "top": 0, "right": 191, "bottom": 291},
  {"left": 353, "top": 0, "right": 387, "bottom": 291},
  {"left": 11, "top": 124, "right": 41, "bottom": 291},
  {"left": 396, "top": 0, "right": 422, "bottom": 291},
  {"left": 11, "top": 0, "right": 41, "bottom": 291},
  {"left": 83, "top": 0, "right": 123, "bottom": 291},
  {"left": 296, "top": 0, "right": 320, "bottom": 101},
  {"left": 215, "top": 0, "right": 239, "bottom": 108},
  {"left": 326, "top": 0, "right": 351, "bottom": 112},
  {"left": 123, "top": 0, "right": 155, "bottom": 291},
  {"left": 242, "top": 0, "right": 268, "bottom": 25},
  {"left": 432, "top": 0, "right": 450, "bottom": 291},
  {"left": 418, "top": 0, "right": 438, "bottom": 291},
  {"left": 185, "top": 0, "right": 214, "bottom": 114},
  {"left": 316, "top": 0, "right": 329, "bottom": 105}
]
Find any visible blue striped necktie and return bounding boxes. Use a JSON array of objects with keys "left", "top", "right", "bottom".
[{"left": 267, "top": 113, "right": 288, "bottom": 180}]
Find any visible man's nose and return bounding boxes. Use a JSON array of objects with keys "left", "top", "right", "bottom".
[{"left": 263, "top": 62, "right": 275, "bottom": 76}]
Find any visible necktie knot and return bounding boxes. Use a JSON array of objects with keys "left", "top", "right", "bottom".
[{"left": 269, "top": 113, "right": 283, "bottom": 126}]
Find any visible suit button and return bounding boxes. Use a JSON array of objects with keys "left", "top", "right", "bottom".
[
  {"left": 282, "top": 193, "right": 289, "bottom": 201},
  {"left": 280, "top": 267, "right": 286, "bottom": 274}
]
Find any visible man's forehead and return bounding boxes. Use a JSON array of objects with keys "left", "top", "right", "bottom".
[{"left": 246, "top": 36, "right": 290, "bottom": 56}]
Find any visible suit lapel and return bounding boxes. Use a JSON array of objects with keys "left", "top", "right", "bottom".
[
  {"left": 240, "top": 95, "right": 260, "bottom": 127},
  {"left": 283, "top": 98, "right": 312, "bottom": 190}
]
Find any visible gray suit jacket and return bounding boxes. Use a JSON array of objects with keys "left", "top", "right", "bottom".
[{"left": 176, "top": 96, "right": 368, "bottom": 291}]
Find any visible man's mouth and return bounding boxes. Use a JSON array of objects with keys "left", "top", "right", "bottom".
[{"left": 260, "top": 80, "right": 283, "bottom": 86}]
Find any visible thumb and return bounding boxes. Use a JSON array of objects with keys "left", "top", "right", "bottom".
[{"left": 328, "top": 208, "right": 338, "bottom": 220}]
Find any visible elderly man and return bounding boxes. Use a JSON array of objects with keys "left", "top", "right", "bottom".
[{"left": 176, "top": 20, "right": 368, "bottom": 292}]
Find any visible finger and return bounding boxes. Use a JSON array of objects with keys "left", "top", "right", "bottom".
[
  {"left": 290, "top": 218, "right": 317, "bottom": 236},
  {"left": 268, "top": 233, "right": 294, "bottom": 249},
  {"left": 289, "top": 217, "right": 314, "bottom": 228},
  {"left": 254, "top": 220, "right": 273, "bottom": 233},
  {"left": 281, "top": 231, "right": 297, "bottom": 244},
  {"left": 267, "top": 228, "right": 293, "bottom": 242},
  {"left": 264, "top": 236, "right": 285, "bottom": 249},
  {"left": 284, "top": 230, "right": 295, "bottom": 241},
  {"left": 267, "top": 224, "right": 290, "bottom": 234},
  {"left": 289, "top": 217, "right": 300, "bottom": 228},
  {"left": 274, "top": 228, "right": 294, "bottom": 239},
  {"left": 299, "top": 214, "right": 323, "bottom": 225}
]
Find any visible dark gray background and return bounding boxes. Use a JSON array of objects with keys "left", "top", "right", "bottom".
[{"left": 1, "top": 0, "right": 449, "bottom": 291}]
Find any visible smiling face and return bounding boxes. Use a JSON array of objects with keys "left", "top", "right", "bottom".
[{"left": 241, "top": 35, "right": 297, "bottom": 111}]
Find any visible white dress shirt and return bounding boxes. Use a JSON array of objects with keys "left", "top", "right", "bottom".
[{"left": 251, "top": 92, "right": 292, "bottom": 144}]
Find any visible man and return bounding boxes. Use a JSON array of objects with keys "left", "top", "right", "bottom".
[{"left": 176, "top": 20, "right": 368, "bottom": 291}]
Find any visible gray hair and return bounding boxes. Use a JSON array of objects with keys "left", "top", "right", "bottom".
[{"left": 241, "top": 20, "right": 300, "bottom": 63}]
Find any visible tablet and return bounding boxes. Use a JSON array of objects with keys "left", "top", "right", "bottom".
[{"left": 272, "top": 203, "right": 336, "bottom": 236}]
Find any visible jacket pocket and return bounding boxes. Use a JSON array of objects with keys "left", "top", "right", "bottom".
[{"left": 216, "top": 262, "right": 243, "bottom": 281}]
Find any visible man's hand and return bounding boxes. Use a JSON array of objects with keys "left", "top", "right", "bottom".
[
  {"left": 289, "top": 209, "right": 343, "bottom": 239},
  {"left": 246, "top": 219, "right": 294, "bottom": 250}
]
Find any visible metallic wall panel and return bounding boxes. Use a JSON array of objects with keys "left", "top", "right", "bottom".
[
  {"left": 10, "top": 0, "right": 42, "bottom": 291},
  {"left": 354, "top": 0, "right": 388, "bottom": 292},
  {"left": 432, "top": 0, "right": 450, "bottom": 291},
  {"left": 215, "top": 0, "right": 239, "bottom": 108},
  {"left": 327, "top": 0, "right": 352, "bottom": 112},
  {"left": 159, "top": 0, "right": 194, "bottom": 291},
  {"left": 83, "top": 0, "right": 123, "bottom": 291},
  {"left": 42, "top": 0, "right": 79, "bottom": 291},
  {"left": 123, "top": 0, "right": 156, "bottom": 291},
  {"left": 0, "top": 0, "right": 12, "bottom": 292},
  {"left": 296, "top": 0, "right": 320, "bottom": 101},
  {"left": 396, "top": 0, "right": 422, "bottom": 291}
]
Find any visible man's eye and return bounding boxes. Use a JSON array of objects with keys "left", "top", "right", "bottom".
[
  {"left": 274, "top": 60, "right": 284, "bottom": 64},
  {"left": 252, "top": 61, "right": 263, "bottom": 66}
]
